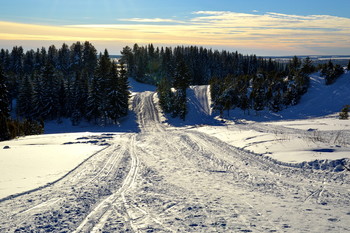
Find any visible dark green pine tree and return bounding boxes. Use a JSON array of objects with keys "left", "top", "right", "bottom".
[
  {"left": 0, "top": 66, "right": 10, "bottom": 141},
  {"left": 172, "top": 89, "right": 187, "bottom": 120},
  {"left": 269, "top": 92, "right": 283, "bottom": 112},
  {"left": 82, "top": 41, "right": 98, "bottom": 78},
  {"left": 157, "top": 78, "right": 174, "bottom": 113},
  {"left": 72, "top": 71, "right": 89, "bottom": 119},
  {"left": 96, "top": 49, "right": 112, "bottom": 122},
  {"left": 86, "top": 74, "right": 102, "bottom": 124},
  {"left": 106, "top": 63, "right": 122, "bottom": 122},
  {"left": 32, "top": 72, "right": 46, "bottom": 120},
  {"left": 118, "top": 61, "right": 131, "bottom": 117},
  {"left": 173, "top": 57, "right": 191, "bottom": 90},
  {"left": 40, "top": 62, "right": 60, "bottom": 119},
  {"left": 250, "top": 75, "right": 266, "bottom": 113},
  {"left": 58, "top": 43, "right": 71, "bottom": 77},
  {"left": 172, "top": 56, "right": 191, "bottom": 120},
  {"left": 301, "top": 57, "right": 314, "bottom": 74},
  {"left": 120, "top": 46, "right": 134, "bottom": 77},
  {"left": 16, "top": 74, "right": 34, "bottom": 119},
  {"left": 57, "top": 79, "right": 66, "bottom": 120}
]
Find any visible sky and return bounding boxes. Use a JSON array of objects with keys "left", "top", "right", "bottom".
[{"left": 0, "top": 0, "right": 350, "bottom": 56}]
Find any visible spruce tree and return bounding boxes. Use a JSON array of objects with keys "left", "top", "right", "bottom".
[
  {"left": 172, "top": 56, "right": 190, "bottom": 120},
  {"left": 106, "top": 63, "right": 122, "bottom": 122},
  {"left": 40, "top": 62, "right": 60, "bottom": 119},
  {"left": 118, "top": 61, "right": 131, "bottom": 116},
  {"left": 32, "top": 72, "right": 45, "bottom": 119},
  {"left": 157, "top": 78, "right": 173, "bottom": 113},
  {"left": 86, "top": 74, "right": 102, "bottom": 124},
  {"left": 339, "top": 105, "right": 349, "bottom": 120},
  {"left": 17, "top": 74, "right": 34, "bottom": 118},
  {"left": 120, "top": 46, "right": 134, "bottom": 77},
  {"left": 0, "top": 66, "right": 10, "bottom": 141},
  {"left": 301, "top": 57, "right": 314, "bottom": 74}
]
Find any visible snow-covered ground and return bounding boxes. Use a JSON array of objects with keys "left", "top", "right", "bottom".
[
  {"left": 0, "top": 74, "right": 349, "bottom": 232},
  {"left": 194, "top": 117, "right": 350, "bottom": 166},
  {"left": 0, "top": 132, "right": 109, "bottom": 200}
]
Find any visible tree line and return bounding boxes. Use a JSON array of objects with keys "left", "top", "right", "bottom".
[
  {"left": 121, "top": 44, "right": 347, "bottom": 118},
  {"left": 0, "top": 42, "right": 130, "bottom": 141}
]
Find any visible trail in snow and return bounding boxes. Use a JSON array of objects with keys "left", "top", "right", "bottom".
[{"left": 0, "top": 79, "right": 349, "bottom": 232}]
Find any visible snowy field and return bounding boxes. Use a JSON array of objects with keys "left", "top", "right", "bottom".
[
  {"left": 0, "top": 132, "right": 108, "bottom": 199},
  {"left": 0, "top": 74, "right": 349, "bottom": 232},
  {"left": 194, "top": 116, "right": 350, "bottom": 165}
]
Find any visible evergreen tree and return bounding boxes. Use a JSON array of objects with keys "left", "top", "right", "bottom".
[
  {"left": 86, "top": 74, "right": 102, "bottom": 124},
  {"left": 70, "top": 42, "right": 83, "bottom": 73},
  {"left": 58, "top": 43, "right": 71, "bottom": 77},
  {"left": 118, "top": 61, "right": 131, "bottom": 116},
  {"left": 32, "top": 72, "right": 45, "bottom": 119},
  {"left": 172, "top": 89, "right": 187, "bottom": 120},
  {"left": 106, "top": 63, "right": 123, "bottom": 122},
  {"left": 301, "top": 57, "right": 314, "bottom": 74},
  {"left": 82, "top": 41, "right": 97, "bottom": 78},
  {"left": 95, "top": 49, "right": 112, "bottom": 122},
  {"left": 250, "top": 74, "right": 266, "bottom": 113},
  {"left": 173, "top": 57, "right": 191, "bottom": 90},
  {"left": 339, "top": 105, "right": 349, "bottom": 120},
  {"left": 120, "top": 46, "right": 134, "bottom": 77},
  {"left": 322, "top": 60, "right": 344, "bottom": 85},
  {"left": 0, "top": 66, "right": 10, "bottom": 141},
  {"left": 23, "top": 50, "right": 35, "bottom": 75},
  {"left": 157, "top": 78, "right": 174, "bottom": 113},
  {"left": 172, "top": 56, "right": 190, "bottom": 119},
  {"left": 57, "top": 79, "right": 66, "bottom": 120},
  {"left": 47, "top": 45, "right": 58, "bottom": 68},
  {"left": 289, "top": 56, "right": 301, "bottom": 74},
  {"left": 71, "top": 71, "right": 88, "bottom": 119},
  {"left": 16, "top": 74, "right": 34, "bottom": 118},
  {"left": 40, "top": 62, "right": 60, "bottom": 119}
]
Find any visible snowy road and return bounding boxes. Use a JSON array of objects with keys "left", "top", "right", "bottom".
[{"left": 0, "top": 89, "right": 349, "bottom": 232}]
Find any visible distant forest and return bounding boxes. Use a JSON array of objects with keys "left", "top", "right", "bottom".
[
  {"left": 0, "top": 42, "right": 130, "bottom": 141},
  {"left": 120, "top": 44, "right": 347, "bottom": 118}
]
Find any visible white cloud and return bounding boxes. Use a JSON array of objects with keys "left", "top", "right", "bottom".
[
  {"left": 119, "top": 18, "right": 184, "bottom": 23},
  {"left": 1, "top": 10, "right": 350, "bottom": 55}
]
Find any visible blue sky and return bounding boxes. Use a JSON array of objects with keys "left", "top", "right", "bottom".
[{"left": 0, "top": 0, "right": 350, "bottom": 55}]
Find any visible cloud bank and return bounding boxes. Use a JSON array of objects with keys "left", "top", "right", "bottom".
[{"left": 1, "top": 11, "right": 349, "bottom": 55}]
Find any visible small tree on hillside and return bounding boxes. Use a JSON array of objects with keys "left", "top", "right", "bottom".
[{"left": 339, "top": 105, "right": 349, "bottom": 120}]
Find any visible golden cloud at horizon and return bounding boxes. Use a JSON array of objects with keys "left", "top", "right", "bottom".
[{"left": 1, "top": 11, "right": 349, "bottom": 54}]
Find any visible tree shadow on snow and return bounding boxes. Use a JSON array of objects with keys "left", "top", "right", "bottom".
[{"left": 44, "top": 110, "right": 140, "bottom": 134}]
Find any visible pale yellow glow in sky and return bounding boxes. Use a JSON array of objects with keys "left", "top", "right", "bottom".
[{"left": 1, "top": 11, "right": 350, "bottom": 55}]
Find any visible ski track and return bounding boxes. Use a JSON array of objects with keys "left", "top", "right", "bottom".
[{"left": 0, "top": 89, "right": 349, "bottom": 232}]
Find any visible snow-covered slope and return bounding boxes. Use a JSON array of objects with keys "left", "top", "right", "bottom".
[{"left": 282, "top": 71, "right": 350, "bottom": 119}]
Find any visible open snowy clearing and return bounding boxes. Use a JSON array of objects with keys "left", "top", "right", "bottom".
[{"left": 0, "top": 75, "right": 350, "bottom": 232}]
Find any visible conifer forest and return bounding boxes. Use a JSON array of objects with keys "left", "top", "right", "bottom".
[{"left": 0, "top": 42, "right": 345, "bottom": 140}]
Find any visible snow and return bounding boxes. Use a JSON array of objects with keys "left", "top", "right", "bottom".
[
  {"left": 0, "top": 132, "right": 105, "bottom": 199},
  {"left": 0, "top": 74, "right": 349, "bottom": 232},
  {"left": 194, "top": 123, "right": 350, "bottom": 164}
]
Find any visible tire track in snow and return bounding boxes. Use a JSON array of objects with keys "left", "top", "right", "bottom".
[{"left": 73, "top": 134, "right": 139, "bottom": 232}]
